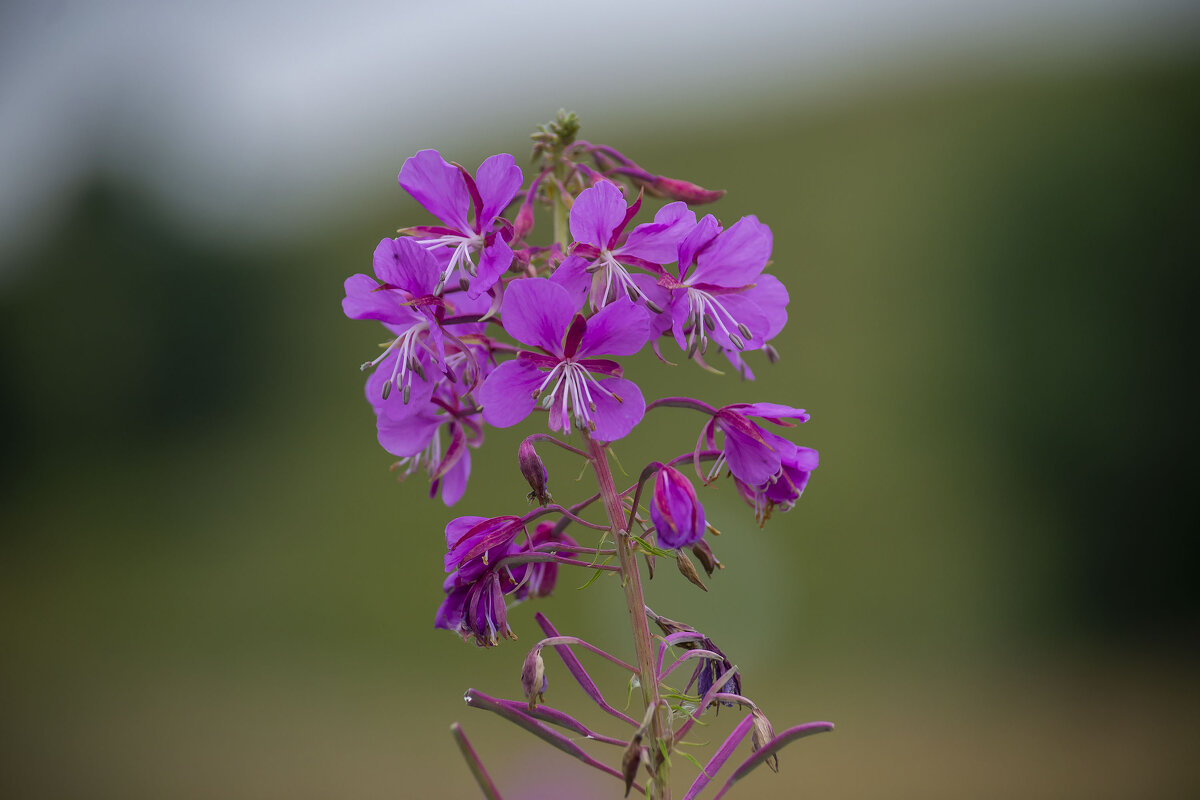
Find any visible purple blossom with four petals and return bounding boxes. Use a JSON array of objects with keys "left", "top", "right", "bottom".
[
  {"left": 399, "top": 150, "right": 523, "bottom": 298},
  {"left": 479, "top": 279, "right": 651, "bottom": 441},
  {"left": 638, "top": 214, "right": 788, "bottom": 358},
  {"left": 550, "top": 181, "right": 695, "bottom": 312}
]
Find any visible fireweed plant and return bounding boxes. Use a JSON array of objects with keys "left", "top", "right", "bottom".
[{"left": 343, "top": 112, "right": 832, "bottom": 799}]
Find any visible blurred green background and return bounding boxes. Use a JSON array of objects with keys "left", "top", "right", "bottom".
[{"left": 2, "top": 19, "right": 1199, "bottom": 799}]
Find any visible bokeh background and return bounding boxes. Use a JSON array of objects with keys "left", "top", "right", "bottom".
[{"left": 2, "top": 1, "right": 1198, "bottom": 798}]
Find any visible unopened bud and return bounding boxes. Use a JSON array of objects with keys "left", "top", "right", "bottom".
[
  {"left": 518, "top": 439, "right": 552, "bottom": 506},
  {"left": 647, "top": 175, "right": 726, "bottom": 205},
  {"left": 520, "top": 646, "right": 547, "bottom": 709},
  {"left": 751, "top": 708, "right": 779, "bottom": 772},
  {"left": 675, "top": 549, "right": 708, "bottom": 592},
  {"left": 621, "top": 733, "right": 643, "bottom": 797},
  {"left": 691, "top": 540, "right": 723, "bottom": 577},
  {"left": 512, "top": 200, "right": 535, "bottom": 240}
]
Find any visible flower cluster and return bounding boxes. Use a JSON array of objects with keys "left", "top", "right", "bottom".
[{"left": 343, "top": 114, "right": 830, "bottom": 798}]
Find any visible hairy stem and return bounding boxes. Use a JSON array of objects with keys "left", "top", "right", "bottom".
[{"left": 585, "top": 434, "right": 672, "bottom": 799}]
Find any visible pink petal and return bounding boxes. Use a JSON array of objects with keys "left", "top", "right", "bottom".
[
  {"left": 500, "top": 279, "right": 574, "bottom": 354},
  {"left": 478, "top": 359, "right": 544, "bottom": 428},
  {"left": 690, "top": 215, "right": 772, "bottom": 288},
  {"left": 475, "top": 154, "right": 523, "bottom": 227},
  {"left": 577, "top": 297, "right": 651, "bottom": 357},
  {"left": 568, "top": 181, "right": 627, "bottom": 248},
  {"left": 399, "top": 150, "right": 471, "bottom": 232},
  {"left": 589, "top": 376, "right": 646, "bottom": 442}
]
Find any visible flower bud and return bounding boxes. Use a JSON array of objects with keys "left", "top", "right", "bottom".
[
  {"left": 621, "top": 733, "right": 643, "bottom": 797},
  {"left": 751, "top": 708, "right": 779, "bottom": 772},
  {"left": 520, "top": 645, "right": 547, "bottom": 709},
  {"left": 518, "top": 439, "right": 552, "bottom": 506},
  {"left": 675, "top": 549, "right": 708, "bottom": 592},
  {"left": 691, "top": 540, "right": 723, "bottom": 577},
  {"left": 649, "top": 466, "right": 706, "bottom": 549},
  {"left": 647, "top": 175, "right": 726, "bottom": 205},
  {"left": 512, "top": 198, "right": 535, "bottom": 240}
]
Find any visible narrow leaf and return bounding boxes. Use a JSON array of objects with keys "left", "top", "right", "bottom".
[
  {"left": 681, "top": 714, "right": 755, "bottom": 800},
  {"left": 464, "top": 688, "right": 641, "bottom": 792},
  {"left": 711, "top": 722, "right": 835, "bottom": 800},
  {"left": 535, "top": 613, "right": 638, "bottom": 726},
  {"left": 450, "top": 722, "right": 503, "bottom": 800}
]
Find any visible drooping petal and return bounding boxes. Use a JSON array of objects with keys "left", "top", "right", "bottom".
[
  {"left": 445, "top": 516, "right": 489, "bottom": 550},
  {"left": 398, "top": 150, "right": 471, "bottom": 232},
  {"left": 588, "top": 376, "right": 646, "bottom": 442},
  {"left": 439, "top": 448, "right": 471, "bottom": 506},
  {"left": 500, "top": 279, "right": 574, "bottom": 354},
  {"left": 475, "top": 154, "right": 523, "bottom": 228},
  {"left": 372, "top": 237, "right": 441, "bottom": 296},
  {"left": 733, "top": 403, "right": 810, "bottom": 424},
  {"left": 576, "top": 297, "right": 651, "bottom": 357},
  {"left": 620, "top": 202, "right": 696, "bottom": 263},
  {"left": 469, "top": 237, "right": 512, "bottom": 299},
  {"left": 568, "top": 181, "right": 628, "bottom": 248},
  {"left": 721, "top": 425, "right": 782, "bottom": 487},
  {"left": 478, "top": 359, "right": 544, "bottom": 428},
  {"left": 689, "top": 216, "right": 773, "bottom": 288}
]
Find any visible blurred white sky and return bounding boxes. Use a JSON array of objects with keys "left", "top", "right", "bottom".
[{"left": 0, "top": 0, "right": 1196, "bottom": 261}]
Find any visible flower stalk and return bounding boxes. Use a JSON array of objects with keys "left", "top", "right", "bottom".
[{"left": 586, "top": 433, "right": 672, "bottom": 798}]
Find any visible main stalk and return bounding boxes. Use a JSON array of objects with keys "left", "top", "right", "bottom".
[{"left": 585, "top": 434, "right": 672, "bottom": 798}]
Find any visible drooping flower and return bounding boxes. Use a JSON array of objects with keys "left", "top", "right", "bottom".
[
  {"left": 443, "top": 515, "right": 528, "bottom": 572},
  {"left": 398, "top": 150, "right": 522, "bottom": 298},
  {"left": 698, "top": 402, "right": 812, "bottom": 488},
  {"left": 435, "top": 538, "right": 526, "bottom": 647},
  {"left": 550, "top": 181, "right": 695, "bottom": 311},
  {"left": 479, "top": 278, "right": 650, "bottom": 441},
  {"left": 734, "top": 441, "right": 819, "bottom": 523},
  {"left": 649, "top": 465, "right": 706, "bottom": 549},
  {"left": 635, "top": 214, "right": 788, "bottom": 358}
]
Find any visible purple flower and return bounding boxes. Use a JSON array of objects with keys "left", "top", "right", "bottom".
[
  {"left": 369, "top": 376, "right": 482, "bottom": 506},
  {"left": 649, "top": 465, "right": 706, "bottom": 549},
  {"left": 435, "top": 539, "right": 525, "bottom": 647},
  {"left": 635, "top": 214, "right": 788, "bottom": 357},
  {"left": 478, "top": 279, "right": 651, "bottom": 441},
  {"left": 550, "top": 181, "right": 694, "bottom": 311},
  {"left": 734, "top": 442, "right": 819, "bottom": 523},
  {"left": 700, "top": 402, "right": 811, "bottom": 488},
  {"left": 345, "top": 237, "right": 491, "bottom": 405},
  {"left": 399, "top": 150, "right": 523, "bottom": 299}
]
